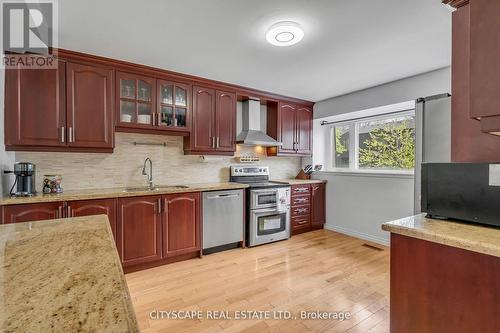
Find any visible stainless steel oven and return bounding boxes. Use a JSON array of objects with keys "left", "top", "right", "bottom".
[
  {"left": 248, "top": 186, "right": 290, "bottom": 246},
  {"left": 229, "top": 165, "right": 291, "bottom": 247}
]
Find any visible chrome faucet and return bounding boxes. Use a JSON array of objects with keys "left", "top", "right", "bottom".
[{"left": 142, "top": 158, "right": 154, "bottom": 188}]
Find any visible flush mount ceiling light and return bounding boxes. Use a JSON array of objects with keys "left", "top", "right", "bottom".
[{"left": 266, "top": 21, "right": 304, "bottom": 47}]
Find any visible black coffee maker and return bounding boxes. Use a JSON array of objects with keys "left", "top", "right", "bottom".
[{"left": 4, "top": 162, "right": 37, "bottom": 197}]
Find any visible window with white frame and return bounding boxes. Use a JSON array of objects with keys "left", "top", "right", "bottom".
[{"left": 329, "top": 110, "right": 415, "bottom": 172}]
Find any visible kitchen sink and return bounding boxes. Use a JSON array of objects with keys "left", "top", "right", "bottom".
[{"left": 123, "top": 185, "right": 189, "bottom": 192}]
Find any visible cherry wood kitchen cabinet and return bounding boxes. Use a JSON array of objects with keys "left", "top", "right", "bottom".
[
  {"left": 66, "top": 198, "right": 117, "bottom": 239},
  {"left": 311, "top": 183, "right": 326, "bottom": 228},
  {"left": 66, "top": 62, "right": 114, "bottom": 149},
  {"left": 115, "top": 71, "right": 156, "bottom": 130},
  {"left": 156, "top": 80, "right": 191, "bottom": 133},
  {"left": 215, "top": 91, "right": 237, "bottom": 152},
  {"left": 184, "top": 86, "right": 236, "bottom": 155},
  {"left": 2, "top": 202, "right": 64, "bottom": 224},
  {"left": 4, "top": 59, "right": 114, "bottom": 152},
  {"left": 162, "top": 192, "right": 200, "bottom": 258},
  {"left": 267, "top": 102, "right": 312, "bottom": 156},
  {"left": 117, "top": 196, "right": 162, "bottom": 267},
  {"left": 4, "top": 60, "right": 67, "bottom": 148}
]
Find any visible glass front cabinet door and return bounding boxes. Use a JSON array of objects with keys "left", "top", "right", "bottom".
[
  {"left": 157, "top": 80, "right": 191, "bottom": 132},
  {"left": 117, "top": 72, "right": 156, "bottom": 127}
]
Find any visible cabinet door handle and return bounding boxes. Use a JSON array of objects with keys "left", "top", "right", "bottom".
[
  {"left": 67, "top": 205, "right": 72, "bottom": 217},
  {"left": 60, "top": 127, "right": 65, "bottom": 143},
  {"left": 216, "top": 137, "right": 220, "bottom": 149},
  {"left": 57, "top": 205, "right": 63, "bottom": 218},
  {"left": 157, "top": 198, "right": 162, "bottom": 214},
  {"left": 297, "top": 219, "right": 309, "bottom": 225},
  {"left": 157, "top": 113, "right": 162, "bottom": 126},
  {"left": 68, "top": 127, "right": 74, "bottom": 143},
  {"left": 212, "top": 137, "right": 216, "bottom": 149}
]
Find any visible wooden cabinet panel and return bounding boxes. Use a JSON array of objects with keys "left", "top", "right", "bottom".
[
  {"left": 390, "top": 233, "right": 500, "bottom": 333},
  {"left": 2, "top": 202, "right": 63, "bottom": 224},
  {"left": 291, "top": 185, "right": 311, "bottom": 196},
  {"left": 311, "top": 183, "right": 326, "bottom": 227},
  {"left": 215, "top": 90, "right": 236, "bottom": 152},
  {"left": 279, "top": 103, "right": 297, "bottom": 154},
  {"left": 449, "top": 3, "right": 500, "bottom": 162},
  {"left": 162, "top": 192, "right": 200, "bottom": 258},
  {"left": 191, "top": 86, "right": 215, "bottom": 152},
  {"left": 291, "top": 215, "right": 311, "bottom": 232},
  {"left": 469, "top": 0, "right": 500, "bottom": 119},
  {"left": 4, "top": 60, "right": 66, "bottom": 147},
  {"left": 67, "top": 198, "right": 117, "bottom": 240},
  {"left": 296, "top": 106, "right": 312, "bottom": 155},
  {"left": 66, "top": 62, "right": 114, "bottom": 148},
  {"left": 117, "top": 196, "right": 162, "bottom": 267}
]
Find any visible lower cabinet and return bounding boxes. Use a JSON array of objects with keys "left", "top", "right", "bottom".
[
  {"left": 290, "top": 183, "right": 326, "bottom": 235},
  {"left": 67, "top": 198, "right": 117, "bottom": 240},
  {"left": 116, "top": 192, "right": 201, "bottom": 269},
  {"left": 311, "top": 183, "right": 326, "bottom": 228},
  {"left": 2, "top": 202, "right": 63, "bottom": 224},
  {"left": 117, "top": 196, "right": 163, "bottom": 267},
  {"left": 162, "top": 192, "right": 200, "bottom": 258}
]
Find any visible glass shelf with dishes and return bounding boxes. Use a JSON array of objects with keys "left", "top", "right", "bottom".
[
  {"left": 157, "top": 80, "right": 190, "bottom": 131},
  {"left": 117, "top": 72, "right": 155, "bottom": 127}
]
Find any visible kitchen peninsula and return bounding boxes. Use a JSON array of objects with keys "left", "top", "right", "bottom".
[
  {"left": 382, "top": 214, "right": 500, "bottom": 333},
  {"left": 0, "top": 215, "right": 139, "bottom": 332}
]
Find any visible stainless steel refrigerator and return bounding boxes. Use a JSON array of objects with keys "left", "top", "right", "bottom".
[{"left": 414, "top": 93, "right": 451, "bottom": 214}]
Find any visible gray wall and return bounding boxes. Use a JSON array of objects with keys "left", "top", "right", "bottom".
[
  {"left": 313, "top": 173, "right": 414, "bottom": 245},
  {"left": 312, "top": 67, "right": 451, "bottom": 245},
  {"left": 314, "top": 66, "right": 451, "bottom": 119}
]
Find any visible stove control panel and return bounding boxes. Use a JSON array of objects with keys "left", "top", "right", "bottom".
[{"left": 230, "top": 166, "right": 269, "bottom": 177}]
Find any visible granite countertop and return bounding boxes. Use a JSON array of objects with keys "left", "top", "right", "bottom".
[
  {"left": 0, "top": 182, "right": 249, "bottom": 206},
  {"left": 0, "top": 215, "right": 139, "bottom": 332},
  {"left": 272, "top": 179, "right": 327, "bottom": 185},
  {"left": 382, "top": 214, "right": 500, "bottom": 258}
]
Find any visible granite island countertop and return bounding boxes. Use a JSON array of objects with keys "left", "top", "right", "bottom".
[
  {"left": 0, "top": 215, "right": 139, "bottom": 332},
  {"left": 382, "top": 214, "right": 500, "bottom": 258},
  {"left": 0, "top": 182, "right": 249, "bottom": 206}
]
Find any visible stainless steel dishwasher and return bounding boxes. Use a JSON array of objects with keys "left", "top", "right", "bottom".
[{"left": 202, "top": 189, "right": 244, "bottom": 254}]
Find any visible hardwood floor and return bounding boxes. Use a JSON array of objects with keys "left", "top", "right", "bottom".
[{"left": 126, "top": 229, "right": 390, "bottom": 333}]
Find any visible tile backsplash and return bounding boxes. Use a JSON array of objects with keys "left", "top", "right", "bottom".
[{"left": 14, "top": 133, "right": 302, "bottom": 191}]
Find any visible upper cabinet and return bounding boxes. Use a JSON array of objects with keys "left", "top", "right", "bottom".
[
  {"left": 4, "top": 60, "right": 114, "bottom": 152},
  {"left": 157, "top": 80, "right": 191, "bottom": 132},
  {"left": 115, "top": 72, "right": 192, "bottom": 135},
  {"left": 66, "top": 62, "right": 114, "bottom": 149},
  {"left": 116, "top": 72, "right": 156, "bottom": 129},
  {"left": 267, "top": 102, "right": 312, "bottom": 156},
  {"left": 184, "top": 86, "right": 236, "bottom": 155},
  {"left": 5, "top": 59, "right": 67, "bottom": 148}
]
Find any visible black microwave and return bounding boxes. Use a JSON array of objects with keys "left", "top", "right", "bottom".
[{"left": 421, "top": 163, "right": 500, "bottom": 228}]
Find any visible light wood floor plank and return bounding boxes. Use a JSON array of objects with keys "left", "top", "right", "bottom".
[{"left": 126, "top": 230, "right": 390, "bottom": 333}]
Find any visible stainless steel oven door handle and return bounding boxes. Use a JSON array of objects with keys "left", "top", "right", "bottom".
[
  {"left": 252, "top": 189, "right": 278, "bottom": 194},
  {"left": 252, "top": 208, "right": 282, "bottom": 215}
]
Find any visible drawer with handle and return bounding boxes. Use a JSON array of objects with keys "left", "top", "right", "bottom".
[
  {"left": 291, "top": 185, "right": 311, "bottom": 196},
  {"left": 291, "top": 205, "right": 310, "bottom": 217},
  {"left": 292, "top": 195, "right": 310, "bottom": 206},
  {"left": 291, "top": 215, "right": 311, "bottom": 230}
]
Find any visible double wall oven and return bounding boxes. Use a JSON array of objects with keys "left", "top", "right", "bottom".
[{"left": 230, "top": 166, "right": 290, "bottom": 247}]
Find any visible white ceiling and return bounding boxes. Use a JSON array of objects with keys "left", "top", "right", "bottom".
[{"left": 58, "top": 0, "right": 451, "bottom": 102}]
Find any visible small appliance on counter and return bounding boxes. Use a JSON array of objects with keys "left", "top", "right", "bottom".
[
  {"left": 422, "top": 163, "right": 500, "bottom": 228},
  {"left": 4, "top": 162, "right": 37, "bottom": 197}
]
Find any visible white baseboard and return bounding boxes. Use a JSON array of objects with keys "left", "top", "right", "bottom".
[{"left": 324, "top": 224, "right": 390, "bottom": 246}]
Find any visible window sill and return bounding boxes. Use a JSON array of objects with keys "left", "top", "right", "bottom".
[{"left": 315, "top": 169, "right": 415, "bottom": 179}]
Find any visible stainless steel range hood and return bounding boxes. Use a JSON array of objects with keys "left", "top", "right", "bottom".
[{"left": 236, "top": 99, "right": 282, "bottom": 147}]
